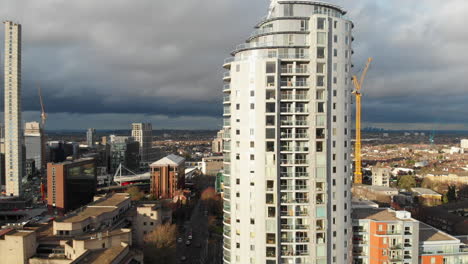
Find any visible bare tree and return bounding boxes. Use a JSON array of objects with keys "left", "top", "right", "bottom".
[{"left": 143, "top": 223, "right": 177, "bottom": 264}]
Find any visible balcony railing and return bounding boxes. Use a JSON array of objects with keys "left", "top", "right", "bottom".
[
  {"left": 223, "top": 71, "right": 231, "bottom": 78},
  {"left": 223, "top": 84, "right": 230, "bottom": 91},
  {"left": 280, "top": 67, "right": 309, "bottom": 74},
  {"left": 223, "top": 96, "right": 230, "bottom": 103}
]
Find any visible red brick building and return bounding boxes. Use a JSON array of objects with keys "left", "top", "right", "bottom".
[
  {"left": 150, "top": 154, "right": 185, "bottom": 199},
  {"left": 47, "top": 158, "right": 97, "bottom": 214}
]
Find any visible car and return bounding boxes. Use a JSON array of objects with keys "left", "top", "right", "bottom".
[
  {"left": 185, "top": 240, "right": 191, "bottom": 246},
  {"left": 177, "top": 237, "right": 183, "bottom": 243},
  {"left": 188, "top": 234, "right": 193, "bottom": 240},
  {"left": 180, "top": 256, "right": 187, "bottom": 262}
]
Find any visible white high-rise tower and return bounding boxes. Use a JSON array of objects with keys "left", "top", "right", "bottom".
[
  {"left": 4, "top": 21, "right": 23, "bottom": 197},
  {"left": 131, "top": 123, "right": 153, "bottom": 162},
  {"left": 222, "top": 1, "right": 353, "bottom": 263}
]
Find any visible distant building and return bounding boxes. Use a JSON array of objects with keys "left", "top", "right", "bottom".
[
  {"left": 201, "top": 156, "right": 223, "bottom": 176},
  {"left": 352, "top": 207, "right": 468, "bottom": 264},
  {"left": 25, "top": 159, "right": 35, "bottom": 178},
  {"left": 211, "top": 129, "right": 224, "bottom": 153},
  {"left": 86, "top": 128, "right": 96, "bottom": 148},
  {"left": 132, "top": 123, "right": 153, "bottom": 162},
  {"left": 425, "top": 172, "right": 468, "bottom": 186},
  {"left": 461, "top": 139, "right": 468, "bottom": 149},
  {"left": 371, "top": 165, "right": 391, "bottom": 187},
  {"left": 150, "top": 154, "right": 185, "bottom": 199},
  {"left": 24, "top": 121, "right": 45, "bottom": 171},
  {"left": 109, "top": 135, "right": 140, "bottom": 173},
  {"left": 47, "top": 141, "right": 79, "bottom": 163},
  {"left": 47, "top": 157, "right": 97, "bottom": 214}
]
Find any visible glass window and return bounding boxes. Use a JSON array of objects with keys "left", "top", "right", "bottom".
[
  {"left": 317, "top": 32, "right": 326, "bottom": 45},
  {"left": 317, "top": 18, "right": 325, "bottom": 29},
  {"left": 266, "top": 62, "right": 276, "bottom": 73}
]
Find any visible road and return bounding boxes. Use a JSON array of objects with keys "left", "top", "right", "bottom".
[{"left": 176, "top": 198, "right": 209, "bottom": 264}]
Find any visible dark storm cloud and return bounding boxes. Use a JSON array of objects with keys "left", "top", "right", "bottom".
[{"left": 0, "top": 0, "right": 467, "bottom": 129}]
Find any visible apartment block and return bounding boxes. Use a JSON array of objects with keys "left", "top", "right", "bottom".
[
  {"left": 150, "top": 154, "right": 185, "bottom": 199},
  {"left": 371, "top": 166, "right": 391, "bottom": 187},
  {"left": 222, "top": 1, "right": 354, "bottom": 263},
  {"left": 352, "top": 207, "right": 468, "bottom": 264}
]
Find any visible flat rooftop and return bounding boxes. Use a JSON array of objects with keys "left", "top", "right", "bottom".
[
  {"left": 419, "top": 223, "right": 457, "bottom": 242},
  {"left": 80, "top": 244, "right": 128, "bottom": 264},
  {"left": 352, "top": 208, "right": 413, "bottom": 222},
  {"left": 412, "top": 188, "right": 441, "bottom": 196},
  {"left": 90, "top": 194, "right": 129, "bottom": 207},
  {"left": 57, "top": 193, "right": 129, "bottom": 223},
  {"left": 61, "top": 207, "right": 115, "bottom": 223}
]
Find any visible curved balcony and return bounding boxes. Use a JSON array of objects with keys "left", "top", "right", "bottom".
[
  {"left": 223, "top": 57, "right": 234, "bottom": 69},
  {"left": 223, "top": 71, "right": 231, "bottom": 81},
  {"left": 231, "top": 40, "right": 309, "bottom": 55},
  {"left": 223, "top": 84, "right": 230, "bottom": 92}
]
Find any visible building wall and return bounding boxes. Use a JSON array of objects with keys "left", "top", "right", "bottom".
[
  {"left": 150, "top": 164, "right": 185, "bottom": 199},
  {"left": 371, "top": 167, "right": 390, "bottom": 187},
  {"left": 133, "top": 205, "right": 170, "bottom": 246},
  {"left": 4, "top": 21, "right": 23, "bottom": 197}
]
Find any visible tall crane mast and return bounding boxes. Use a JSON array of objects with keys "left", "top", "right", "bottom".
[
  {"left": 38, "top": 85, "right": 47, "bottom": 127},
  {"left": 352, "top": 58, "right": 373, "bottom": 184}
]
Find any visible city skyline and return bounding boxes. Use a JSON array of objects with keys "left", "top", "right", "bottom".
[{"left": 0, "top": 0, "right": 466, "bottom": 131}]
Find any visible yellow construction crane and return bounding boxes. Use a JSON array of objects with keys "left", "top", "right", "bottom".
[{"left": 352, "top": 57, "right": 372, "bottom": 184}]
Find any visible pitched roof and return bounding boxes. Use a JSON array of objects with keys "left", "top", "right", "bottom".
[{"left": 150, "top": 154, "right": 185, "bottom": 166}]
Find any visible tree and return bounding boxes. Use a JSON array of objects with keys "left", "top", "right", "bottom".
[
  {"left": 201, "top": 187, "right": 223, "bottom": 217},
  {"left": 445, "top": 185, "right": 457, "bottom": 202},
  {"left": 126, "top": 186, "right": 145, "bottom": 201},
  {"left": 397, "top": 175, "right": 416, "bottom": 191},
  {"left": 143, "top": 223, "right": 177, "bottom": 264}
]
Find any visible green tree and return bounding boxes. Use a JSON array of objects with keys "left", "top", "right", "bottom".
[
  {"left": 143, "top": 223, "right": 177, "bottom": 264},
  {"left": 397, "top": 175, "right": 416, "bottom": 191}
]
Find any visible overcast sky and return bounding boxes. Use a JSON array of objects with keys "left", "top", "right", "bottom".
[{"left": 1, "top": 0, "right": 468, "bottom": 130}]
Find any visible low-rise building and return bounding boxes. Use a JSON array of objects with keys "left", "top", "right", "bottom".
[
  {"left": 352, "top": 185, "right": 398, "bottom": 205},
  {"left": 412, "top": 188, "right": 442, "bottom": 206},
  {"left": 53, "top": 193, "right": 131, "bottom": 236},
  {"left": 201, "top": 156, "right": 223, "bottom": 176},
  {"left": 0, "top": 228, "right": 37, "bottom": 264},
  {"left": 352, "top": 207, "right": 468, "bottom": 264},
  {"left": 133, "top": 202, "right": 172, "bottom": 246},
  {"left": 211, "top": 129, "right": 224, "bottom": 153}
]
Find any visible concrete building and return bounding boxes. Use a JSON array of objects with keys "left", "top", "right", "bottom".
[
  {"left": 201, "top": 156, "right": 224, "bottom": 176},
  {"left": 87, "top": 128, "right": 96, "bottom": 148},
  {"left": 133, "top": 202, "right": 172, "bottom": 246},
  {"left": 371, "top": 165, "right": 391, "bottom": 187},
  {"left": 212, "top": 129, "right": 224, "bottom": 153},
  {"left": 150, "top": 154, "right": 185, "bottom": 199},
  {"left": 109, "top": 135, "right": 140, "bottom": 173},
  {"left": 0, "top": 229, "right": 37, "bottom": 264},
  {"left": 4, "top": 21, "right": 23, "bottom": 197},
  {"left": 24, "top": 121, "right": 45, "bottom": 171},
  {"left": 132, "top": 123, "right": 153, "bottom": 162},
  {"left": 221, "top": 1, "right": 353, "bottom": 263},
  {"left": 352, "top": 207, "right": 468, "bottom": 264},
  {"left": 53, "top": 193, "right": 131, "bottom": 236},
  {"left": 47, "top": 158, "right": 97, "bottom": 214}
]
